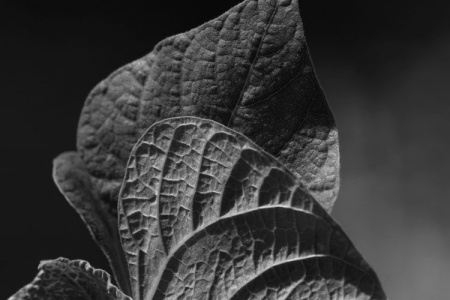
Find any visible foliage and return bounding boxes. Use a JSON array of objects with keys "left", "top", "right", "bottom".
[{"left": 8, "top": 0, "right": 385, "bottom": 299}]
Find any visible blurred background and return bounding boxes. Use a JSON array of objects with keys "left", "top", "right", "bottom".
[{"left": 1, "top": 0, "right": 449, "bottom": 298}]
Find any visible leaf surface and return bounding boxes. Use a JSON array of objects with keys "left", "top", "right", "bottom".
[
  {"left": 118, "top": 117, "right": 384, "bottom": 300},
  {"left": 52, "top": 152, "right": 131, "bottom": 295},
  {"left": 77, "top": 0, "right": 339, "bottom": 220},
  {"left": 8, "top": 258, "right": 131, "bottom": 300}
]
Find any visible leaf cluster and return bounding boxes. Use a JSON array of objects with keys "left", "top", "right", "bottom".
[{"left": 9, "top": 0, "right": 386, "bottom": 299}]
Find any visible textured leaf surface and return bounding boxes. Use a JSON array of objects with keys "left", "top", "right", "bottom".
[
  {"left": 118, "top": 117, "right": 384, "bottom": 300},
  {"left": 78, "top": 0, "right": 339, "bottom": 221},
  {"left": 52, "top": 152, "right": 131, "bottom": 295},
  {"left": 8, "top": 258, "right": 131, "bottom": 300}
]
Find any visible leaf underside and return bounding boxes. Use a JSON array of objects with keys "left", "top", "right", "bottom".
[
  {"left": 8, "top": 258, "right": 131, "bottom": 300},
  {"left": 118, "top": 117, "right": 384, "bottom": 300}
]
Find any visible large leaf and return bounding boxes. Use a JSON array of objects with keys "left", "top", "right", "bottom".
[
  {"left": 56, "top": 0, "right": 338, "bottom": 289},
  {"left": 76, "top": 0, "right": 339, "bottom": 221},
  {"left": 8, "top": 258, "right": 131, "bottom": 300},
  {"left": 118, "top": 117, "right": 384, "bottom": 300},
  {"left": 53, "top": 152, "right": 131, "bottom": 294}
]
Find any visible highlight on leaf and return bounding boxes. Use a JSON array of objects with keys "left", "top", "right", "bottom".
[{"left": 118, "top": 117, "right": 385, "bottom": 300}]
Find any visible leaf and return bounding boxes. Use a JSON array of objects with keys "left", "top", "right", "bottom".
[
  {"left": 118, "top": 117, "right": 385, "bottom": 300},
  {"left": 52, "top": 152, "right": 132, "bottom": 295},
  {"left": 77, "top": 0, "right": 339, "bottom": 221},
  {"left": 56, "top": 0, "right": 338, "bottom": 292},
  {"left": 8, "top": 258, "right": 131, "bottom": 300}
]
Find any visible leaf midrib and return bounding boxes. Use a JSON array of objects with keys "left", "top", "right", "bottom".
[{"left": 226, "top": 3, "right": 280, "bottom": 127}]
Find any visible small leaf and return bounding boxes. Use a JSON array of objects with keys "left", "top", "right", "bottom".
[
  {"left": 118, "top": 117, "right": 385, "bottom": 300},
  {"left": 8, "top": 258, "right": 131, "bottom": 300},
  {"left": 52, "top": 152, "right": 132, "bottom": 295},
  {"left": 77, "top": 0, "right": 339, "bottom": 220}
]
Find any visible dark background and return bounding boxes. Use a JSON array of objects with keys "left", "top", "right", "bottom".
[{"left": 1, "top": 1, "right": 449, "bottom": 298}]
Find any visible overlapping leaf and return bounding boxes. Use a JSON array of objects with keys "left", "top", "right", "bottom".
[
  {"left": 54, "top": 0, "right": 339, "bottom": 292},
  {"left": 8, "top": 258, "right": 131, "bottom": 300},
  {"left": 76, "top": 0, "right": 338, "bottom": 225},
  {"left": 118, "top": 117, "right": 384, "bottom": 300}
]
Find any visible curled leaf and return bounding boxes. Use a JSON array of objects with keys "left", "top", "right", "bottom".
[
  {"left": 8, "top": 258, "right": 131, "bottom": 300},
  {"left": 118, "top": 117, "right": 384, "bottom": 300},
  {"left": 77, "top": 0, "right": 339, "bottom": 218},
  {"left": 52, "top": 152, "right": 131, "bottom": 294}
]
